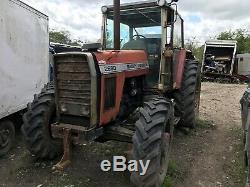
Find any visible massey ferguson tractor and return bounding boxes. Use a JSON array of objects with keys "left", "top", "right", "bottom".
[{"left": 22, "top": 0, "right": 201, "bottom": 186}]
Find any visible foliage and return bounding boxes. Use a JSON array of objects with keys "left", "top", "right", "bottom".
[
  {"left": 192, "top": 46, "right": 204, "bottom": 62},
  {"left": 217, "top": 29, "right": 250, "bottom": 53},
  {"left": 185, "top": 37, "right": 204, "bottom": 62},
  {"left": 185, "top": 29, "right": 250, "bottom": 62},
  {"left": 163, "top": 160, "right": 184, "bottom": 187},
  {"left": 49, "top": 29, "right": 83, "bottom": 46}
]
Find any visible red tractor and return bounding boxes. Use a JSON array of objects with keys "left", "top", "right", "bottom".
[{"left": 22, "top": 0, "right": 201, "bottom": 186}]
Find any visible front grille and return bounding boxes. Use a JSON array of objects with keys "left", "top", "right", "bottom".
[{"left": 55, "top": 55, "right": 91, "bottom": 117}]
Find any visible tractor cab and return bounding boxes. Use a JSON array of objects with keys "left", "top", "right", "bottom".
[{"left": 101, "top": 0, "right": 185, "bottom": 88}]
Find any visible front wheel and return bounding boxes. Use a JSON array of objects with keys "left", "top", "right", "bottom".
[
  {"left": 130, "top": 97, "right": 173, "bottom": 187},
  {"left": 0, "top": 120, "right": 15, "bottom": 157},
  {"left": 22, "top": 83, "right": 62, "bottom": 159}
]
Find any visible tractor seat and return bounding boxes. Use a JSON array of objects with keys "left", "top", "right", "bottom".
[{"left": 122, "top": 39, "right": 147, "bottom": 51}]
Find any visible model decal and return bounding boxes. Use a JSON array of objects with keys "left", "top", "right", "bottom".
[{"left": 99, "top": 62, "right": 149, "bottom": 74}]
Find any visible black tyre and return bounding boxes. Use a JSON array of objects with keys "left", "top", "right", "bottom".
[
  {"left": 130, "top": 97, "right": 173, "bottom": 187},
  {"left": 0, "top": 120, "right": 15, "bottom": 157},
  {"left": 245, "top": 121, "right": 250, "bottom": 187},
  {"left": 173, "top": 60, "right": 201, "bottom": 128},
  {"left": 240, "top": 90, "right": 250, "bottom": 186},
  {"left": 22, "top": 83, "right": 62, "bottom": 159}
]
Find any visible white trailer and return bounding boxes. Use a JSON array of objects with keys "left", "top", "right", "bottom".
[
  {"left": 237, "top": 53, "right": 250, "bottom": 76},
  {"left": 0, "top": 0, "right": 49, "bottom": 156}
]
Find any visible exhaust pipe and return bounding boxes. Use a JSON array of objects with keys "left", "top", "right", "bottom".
[{"left": 113, "top": 0, "right": 120, "bottom": 50}]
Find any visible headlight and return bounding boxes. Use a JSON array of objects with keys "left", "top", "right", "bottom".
[
  {"left": 60, "top": 104, "right": 67, "bottom": 112},
  {"left": 156, "top": 0, "right": 166, "bottom": 6},
  {"left": 101, "top": 6, "right": 108, "bottom": 13},
  {"left": 81, "top": 107, "right": 89, "bottom": 116}
]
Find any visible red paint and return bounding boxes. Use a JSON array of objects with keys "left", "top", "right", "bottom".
[
  {"left": 95, "top": 50, "right": 149, "bottom": 126},
  {"left": 175, "top": 49, "right": 186, "bottom": 89},
  {"left": 126, "top": 69, "right": 149, "bottom": 78},
  {"left": 94, "top": 50, "right": 148, "bottom": 65},
  {"left": 99, "top": 73, "right": 125, "bottom": 125}
]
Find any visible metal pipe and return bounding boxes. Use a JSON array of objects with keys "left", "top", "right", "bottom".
[
  {"left": 113, "top": 0, "right": 120, "bottom": 50},
  {"left": 181, "top": 18, "right": 184, "bottom": 48}
]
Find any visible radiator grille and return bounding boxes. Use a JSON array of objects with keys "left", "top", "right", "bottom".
[
  {"left": 55, "top": 55, "right": 91, "bottom": 117},
  {"left": 104, "top": 77, "right": 116, "bottom": 109}
]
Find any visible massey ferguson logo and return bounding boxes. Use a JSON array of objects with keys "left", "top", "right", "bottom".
[{"left": 127, "top": 64, "right": 136, "bottom": 70}]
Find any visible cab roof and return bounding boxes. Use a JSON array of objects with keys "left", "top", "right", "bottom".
[{"left": 104, "top": 0, "right": 177, "bottom": 28}]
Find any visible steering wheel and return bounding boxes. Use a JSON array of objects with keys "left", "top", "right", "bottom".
[{"left": 133, "top": 34, "right": 146, "bottom": 40}]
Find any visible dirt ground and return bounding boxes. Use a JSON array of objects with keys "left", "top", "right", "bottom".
[
  {"left": 172, "top": 82, "right": 247, "bottom": 187},
  {"left": 0, "top": 82, "right": 247, "bottom": 187}
]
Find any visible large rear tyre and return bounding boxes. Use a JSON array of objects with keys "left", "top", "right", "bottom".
[
  {"left": 173, "top": 60, "right": 201, "bottom": 128},
  {"left": 130, "top": 97, "right": 173, "bottom": 187},
  {"left": 0, "top": 120, "right": 15, "bottom": 157},
  {"left": 22, "top": 83, "right": 62, "bottom": 159}
]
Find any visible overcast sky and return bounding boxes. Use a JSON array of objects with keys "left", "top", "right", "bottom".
[{"left": 22, "top": 0, "right": 250, "bottom": 45}]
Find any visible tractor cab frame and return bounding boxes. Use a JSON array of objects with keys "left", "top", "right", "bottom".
[{"left": 101, "top": 1, "right": 185, "bottom": 90}]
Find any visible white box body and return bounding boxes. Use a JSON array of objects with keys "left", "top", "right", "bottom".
[{"left": 0, "top": 0, "right": 49, "bottom": 119}]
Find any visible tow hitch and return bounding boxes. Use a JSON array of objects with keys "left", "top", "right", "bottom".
[{"left": 51, "top": 123, "right": 103, "bottom": 171}]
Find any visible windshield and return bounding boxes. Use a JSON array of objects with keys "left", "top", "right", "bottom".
[
  {"left": 105, "top": 19, "right": 161, "bottom": 49},
  {"left": 105, "top": 19, "right": 130, "bottom": 49},
  {"left": 103, "top": 6, "right": 162, "bottom": 49}
]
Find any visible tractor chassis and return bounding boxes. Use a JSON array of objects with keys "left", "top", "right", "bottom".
[
  {"left": 51, "top": 122, "right": 134, "bottom": 171},
  {"left": 51, "top": 123, "right": 103, "bottom": 171}
]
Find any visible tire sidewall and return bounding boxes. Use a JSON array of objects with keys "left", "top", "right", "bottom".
[
  {"left": 0, "top": 121, "right": 15, "bottom": 157},
  {"left": 22, "top": 83, "right": 62, "bottom": 159},
  {"left": 131, "top": 98, "right": 172, "bottom": 187},
  {"left": 194, "top": 63, "right": 202, "bottom": 121}
]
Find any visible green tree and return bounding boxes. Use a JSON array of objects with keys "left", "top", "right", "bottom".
[
  {"left": 217, "top": 29, "right": 250, "bottom": 53},
  {"left": 192, "top": 46, "right": 204, "bottom": 62},
  {"left": 185, "top": 37, "right": 204, "bottom": 62},
  {"left": 49, "top": 29, "right": 83, "bottom": 46}
]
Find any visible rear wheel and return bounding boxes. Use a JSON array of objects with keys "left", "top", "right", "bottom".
[
  {"left": 173, "top": 60, "right": 201, "bottom": 128},
  {"left": 22, "top": 83, "right": 62, "bottom": 159},
  {"left": 0, "top": 120, "right": 15, "bottom": 157},
  {"left": 130, "top": 97, "right": 173, "bottom": 187}
]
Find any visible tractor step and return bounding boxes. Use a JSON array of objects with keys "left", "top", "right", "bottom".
[
  {"left": 101, "top": 125, "right": 134, "bottom": 143},
  {"left": 52, "top": 123, "right": 87, "bottom": 134}
]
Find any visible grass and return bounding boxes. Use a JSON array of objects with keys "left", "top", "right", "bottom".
[
  {"left": 164, "top": 176, "right": 174, "bottom": 187},
  {"left": 223, "top": 127, "right": 246, "bottom": 187},
  {"left": 196, "top": 119, "right": 216, "bottom": 130},
  {"left": 163, "top": 160, "right": 184, "bottom": 187},
  {"left": 165, "top": 118, "right": 215, "bottom": 187},
  {"left": 47, "top": 174, "right": 90, "bottom": 187},
  {"left": 174, "top": 119, "right": 215, "bottom": 136}
]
